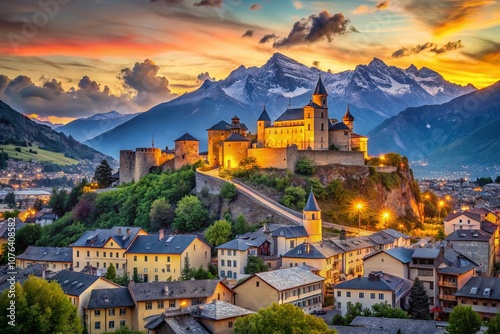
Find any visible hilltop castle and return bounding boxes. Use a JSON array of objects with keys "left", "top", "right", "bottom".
[{"left": 119, "top": 77, "right": 368, "bottom": 183}]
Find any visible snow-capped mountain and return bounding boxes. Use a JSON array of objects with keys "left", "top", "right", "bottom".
[
  {"left": 85, "top": 53, "right": 475, "bottom": 159},
  {"left": 57, "top": 111, "right": 140, "bottom": 142},
  {"left": 28, "top": 117, "right": 64, "bottom": 129}
]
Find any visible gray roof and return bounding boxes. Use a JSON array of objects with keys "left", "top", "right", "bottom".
[
  {"left": 445, "top": 229, "right": 491, "bottom": 241},
  {"left": 87, "top": 288, "right": 135, "bottom": 309},
  {"left": 174, "top": 132, "right": 199, "bottom": 142},
  {"left": 304, "top": 191, "right": 320, "bottom": 211},
  {"left": 164, "top": 316, "right": 209, "bottom": 334},
  {"left": 216, "top": 236, "right": 268, "bottom": 251},
  {"left": 282, "top": 240, "right": 343, "bottom": 259},
  {"left": 223, "top": 133, "right": 250, "bottom": 142},
  {"left": 257, "top": 108, "right": 271, "bottom": 122},
  {"left": 270, "top": 225, "right": 309, "bottom": 239},
  {"left": 126, "top": 235, "right": 202, "bottom": 254},
  {"left": 364, "top": 247, "right": 414, "bottom": 264},
  {"left": 343, "top": 106, "right": 354, "bottom": 121},
  {"left": 412, "top": 248, "right": 440, "bottom": 259},
  {"left": 330, "top": 236, "right": 376, "bottom": 252},
  {"left": 334, "top": 326, "right": 387, "bottom": 334},
  {"left": 73, "top": 226, "right": 142, "bottom": 249},
  {"left": 130, "top": 280, "right": 224, "bottom": 302},
  {"left": 240, "top": 266, "right": 324, "bottom": 291},
  {"left": 481, "top": 220, "right": 498, "bottom": 234},
  {"left": 444, "top": 211, "right": 482, "bottom": 222},
  {"left": 313, "top": 77, "right": 328, "bottom": 95},
  {"left": 383, "top": 228, "right": 411, "bottom": 239},
  {"left": 275, "top": 108, "right": 304, "bottom": 122},
  {"left": 51, "top": 270, "right": 112, "bottom": 296},
  {"left": 329, "top": 121, "right": 351, "bottom": 131},
  {"left": 369, "top": 231, "right": 396, "bottom": 245},
  {"left": 335, "top": 272, "right": 412, "bottom": 295},
  {"left": 349, "top": 316, "right": 445, "bottom": 334},
  {"left": 0, "top": 218, "right": 25, "bottom": 238},
  {"left": 437, "top": 263, "right": 477, "bottom": 275},
  {"left": 0, "top": 264, "right": 46, "bottom": 292},
  {"left": 207, "top": 120, "right": 248, "bottom": 131},
  {"left": 455, "top": 276, "right": 500, "bottom": 300},
  {"left": 16, "top": 246, "right": 72, "bottom": 263},
  {"left": 193, "top": 300, "right": 254, "bottom": 320}
]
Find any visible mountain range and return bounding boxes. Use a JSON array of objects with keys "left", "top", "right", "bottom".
[
  {"left": 56, "top": 110, "right": 140, "bottom": 142},
  {"left": 369, "top": 81, "right": 500, "bottom": 168},
  {"left": 0, "top": 101, "right": 114, "bottom": 163},
  {"left": 84, "top": 53, "right": 474, "bottom": 159},
  {"left": 29, "top": 117, "right": 64, "bottom": 129}
]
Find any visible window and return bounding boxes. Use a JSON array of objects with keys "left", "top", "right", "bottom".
[
  {"left": 461, "top": 299, "right": 466, "bottom": 304},
  {"left": 220, "top": 270, "right": 225, "bottom": 277},
  {"left": 379, "top": 294, "right": 384, "bottom": 300},
  {"left": 76, "top": 251, "right": 79, "bottom": 257},
  {"left": 111, "top": 242, "right": 114, "bottom": 246},
  {"left": 233, "top": 250, "right": 236, "bottom": 256},
  {"left": 134, "top": 256, "right": 137, "bottom": 261},
  {"left": 103, "top": 252, "right": 106, "bottom": 257},
  {"left": 116, "top": 252, "right": 119, "bottom": 258},
  {"left": 205, "top": 251, "right": 208, "bottom": 258},
  {"left": 234, "top": 273, "right": 237, "bottom": 279},
  {"left": 290, "top": 240, "right": 295, "bottom": 248},
  {"left": 95, "top": 310, "right": 101, "bottom": 316},
  {"left": 146, "top": 302, "right": 152, "bottom": 310},
  {"left": 120, "top": 320, "right": 126, "bottom": 327},
  {"left": 109, "top": 321, "right": 115, "bottom": 329},
  {"left": 155, "top": 256, "right": 158, "bottom": 262},
  {"left": 154, "top": 268, "right": 158, "bottom": 272},
  {"left": 228, "top": 321, "right": 233, "bottom": 328},
  {"left": 227, "top": 271, "right": 232, "bottom": 278},
  {"left": 167, "top": 265, "right": 171, "bottom": 272},
  {"left": 155, "top": 275, "right": 158, "bottom": 281},
  {"left": 158, "top": 301, "right": 164, "bottom": 309},
  {"left": 110, "top": 252, "right": 113, "bottom": 258},
  {"left": 321, "top": 123, "right": 324, "bottom": 131},
  {"left": 87, "top": 251, "right": 90, "bottom": 257},
  {"left": 337, "top": 291, "right": 341, "bottom": 297},
  {"left": 109, "top": 309, "right": 115, "bottom": 316},
  {"left": 97, "top": 262, "right": 100, "bottom": 267},
  {"left": 103, "top": 263, "right": 106, "bottom": 268},
  {"left": 359, "top": 292, "right": 364, "bottom": 298},
  {"left": 233, "top": 260, "right": 237, "bottom": 267},
  {"left": 170, "top": 301, "right": 175, "bottom": 308},
  {"left": 167, "top": 256, "right": 170, "bottom": 262},
  {"left": 256, "top": 281, "right": 260, "bottom": 287},
  {"left": 228, "top": 261, "right": 232, "bottom": 267},
  {"left": 116, "top": 263, "right": 119, "bottom": 269},
  {"left": 308, "top": 124, "right": 310, "bottom": 131},
  {"left": 145, "top": 256, "right": 148, "bottom": 262},
  {"left": 194, "top": 244, "right": 196, "bottom": 250},
  {"left": 95, "top": 321, "right": 101, "bottom": 330},
  {"left": 221, "top": 260, "right": 225, "bottom": 266},
  {"left": 417, "top": 269, "right": 433, "bottom": 276},
  {"left": 76, "top": 261, "right": 79, "bottom": 267},
  {"left": 120, "top": 308, "right": 126, "bottom": 315},
  {"left": 429, "top": 282, "right": 434, "bottom": 290},
  {"left": 97, "top": 251, "right": 100, "bottom": 257},
  {"left": 221, "top": 250, "right": 224, "bottom": 255},
  {"left": 370, "top": 293, "right": 375, "bottom": 299}
]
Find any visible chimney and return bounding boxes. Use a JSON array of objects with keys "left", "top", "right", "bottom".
[
  {"left": 339, "top": 229, "right": 346, "bottom": 240},
  {"left": 126, "top": 228, "right": 131, "bottom": 236},
  {"left": 159, "top": 229, "right": 165, "bottom": 241},
  {"left": 117, "top": 228, "right": 122, "bottom": 236}
]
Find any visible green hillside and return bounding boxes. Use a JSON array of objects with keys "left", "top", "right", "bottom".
[{"left": 0, "top": 144, "right": 79, "bottom": 165}]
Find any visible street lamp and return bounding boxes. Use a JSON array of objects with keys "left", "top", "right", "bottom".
[
  {"left": 383, "top": 212, "right": 389, "bottom": 229},
  {"left": 438, "top": 200, "right": 444, "bottom": 221},
  {"left": 356, "top": 203, "right": 363, "bottom": 229}
]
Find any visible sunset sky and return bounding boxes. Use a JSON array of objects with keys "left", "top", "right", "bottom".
[{"left": 0, "top": 0, "right": 499, "bottom": 123}]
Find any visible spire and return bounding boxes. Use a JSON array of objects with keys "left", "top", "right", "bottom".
[
  {"left": 257, "top": 107, "right": 271, "bottom": 122},
  {"left": 313, "top": 76, "right": 328, "bottom": 96},
  {"left": 304, "top": 191, "right": 320, "bottom": 211},
  {"left": 343, "top": 104, "right": 354, "bottom": 121}
]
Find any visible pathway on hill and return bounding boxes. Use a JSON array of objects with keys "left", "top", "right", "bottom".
[{"left": 198, "top": 168, "right": 372, "bottom": 236}]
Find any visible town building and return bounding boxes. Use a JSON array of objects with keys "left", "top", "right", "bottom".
[
  {"left": 333, "top": 271, "right": 412, "bottom": 316},
  {"left": 50, "top": 270, "right": 120, "bottom": 324},
  {"left": 363, "top": 247, "right": 415, "bottom": 279},
  {"left": 436, "top": 262, "right": 476, "bottom": 317},
  {"left": 34, "top": 207, "right": 58, "bottom": 226},
  {"left": 85, "top": 288, "right": 135, "bottom": 334},
  {"left": 0, "top": 263, "right": 48, "bottom": 292},
  {"left": 455, "top": 276, "right": 500, "bottom": 321},
  {"left": 16, "top": 246, "right": 72, "bottom": 272},
  {"left": 128, "top": 279, "right": 234, "bottom": 330},
  {"left": 125, "top": 232, "right": 211, "bottom": 282},
  {"left": 344, "top": 316, "right": 446, "bottom": 334},
  {"left": 0, "top": 217, "right": 24, "bottom": 255},
  {"left": 233, "top": 266, "right": 324, "bottom": 314},
  {"left": 72, "top": 226, "right": 147, "bottom": 276}
]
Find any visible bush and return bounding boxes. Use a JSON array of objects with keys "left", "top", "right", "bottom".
[
  {"left": 282, "top": 186, "right": 306, "bottom": 210},
  {"left": 220, "top": 182, "right": 237, "bottom": 201},
  {"left": 295, "top": 156, "right": 315, "bottom": 175}
]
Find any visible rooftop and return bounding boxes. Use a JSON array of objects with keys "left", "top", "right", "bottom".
[
  {"left": 313, "top": 77, "right": 328, "bottom": 95},
  {"left": 51, "top": 270, "right": 114, "bottom": 296},
  {"left": 257, "top": 108, "right": 271, "bottom": 122},
  {"left": 270, "top": 225, "right": 309, "bottom": 239},
  {"left": 129, "top": 279, "right": 225, "bottom": 302},
  {"left": 364, "top": 247, "right": 414, "bottom": 263},
  {"left": 16, "top": 246, "right": 72, "bottom": 263},
  {"left": 282, "top": 241, "right": 343, "bottom": 259},
  {"left": 348, "top": 316, "right": 444, "bottom": 334},
  {"left": 304, "top": 191, "right": 320, "bottom": 211},
  {"left": 193, "top": 300, "right": 255, "bottom": 320},
  {"left": 238, "top": 266, "right": 324, "bottom": 291},
  {"left": 412, "top": 248, "right": 440, "bottom": 259},
  {"left": 455, "top": 276, "right": 500, "bottom": 300},
  {"left": 274, "top": 108, "right": 304, "bottom": 122},
  {"left": 87, "top": 288, "right": 135, "bottom": 309},
  {"left": 223, "top": 133, "right": 250, "bottom": 142},
  {"left": 126, "top": 235, "right": 202, "bottom": 254},
  {"left": 335, "top": 272, "right": 412, "bottom": 295},
  {"left": 73, "top": 226, "right": 143, "bottom": 249},
  {"left": 445, "top": 229, "right": 491, "bottom": 242},
  {"left": 174, "top": 132, "right": 199, "bottom": 142},
  {"left": 207, "top": 120, "right": 248, "bottom": 131},
  {"left": 216, "top": 236, "right": 268, "bottom": 251}
]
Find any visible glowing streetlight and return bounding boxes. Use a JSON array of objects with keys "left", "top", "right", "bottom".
[
  {"left": 438, "top": 200, "right": 444, "bottom": 221},
  {"left": 383, "top": 211, "right": 389, "bottom": 229},
  {"left": 356, "top": 203, "right": 363, "bottom": 229}
]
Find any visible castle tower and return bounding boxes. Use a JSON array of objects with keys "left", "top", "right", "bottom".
[
  {"left": 343, "top": 105, "right": 355, "bottom": 131},
  {"left": 119, "top": 150, "right": 135, "bottom": 183},
  {"left": 303, "top": 191, "right": 322, "bottom": 243},
  {"left": 230, "top": 115, "right": 241, "bottom": 133},
  {"left": 174, "top": 133, "right": 200, "bottom": 170},
  {"left": 134, "top": 147, "right": 161, "bottom": 181},
  {"left": 311, "top": 76, "right": 328, "bottom": 108},
  {"left": 257, "top": 107, "right": 271, "bottom": 147}
]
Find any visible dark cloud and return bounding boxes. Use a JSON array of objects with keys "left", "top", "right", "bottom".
[
  {"left": 259, "top": 33, "right": 277, "bottom": 44},
  {"left": 463, "top": 39, "right": 500, "bottom": 63},
  {"left": 250, "top": 4, "right": 262, "bottom": 10},
  {"left": 195, "top": 0, "right": 223, "bottom": 8},
  {"left": 376, "top": 1, "right": 389, "bottom": 10},
  {"left": 242, "top": 30, "right": 254, "bottom": 37},
  {"left": 78, "top": 76, "right": 101, "bottom": 92},
  {"left": 273, "top": 11, "right": 356, "bottom": 49},
  {"left": 392, "top": 40, "right": 464, "bottom": 58}
]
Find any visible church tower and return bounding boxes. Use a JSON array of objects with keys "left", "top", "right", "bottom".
[
  {"left": 304, "top": 76, "right": 329, "bottom": 150},
  {"left": 343, "top": 105, "right": 355, "bottom": 131},
  {"left": 311, "top": 76, "right": 328, "bottom": 108},
  {"left": 257, "top": 107, "right": 271, "bottom": 147},
  {"left": 303, "top": 191, "right": 322, "bottom": 243}
]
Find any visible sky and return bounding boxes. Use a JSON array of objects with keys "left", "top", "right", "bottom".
[{"left": 0, "top": 0, "right": 499, "bottom": 124}]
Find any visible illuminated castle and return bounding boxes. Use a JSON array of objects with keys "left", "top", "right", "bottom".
[{"left": 208, "top": 77, "right": 368, "bottom": 170}]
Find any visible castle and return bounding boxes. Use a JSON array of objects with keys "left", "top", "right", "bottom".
[{"left": 119, "top": 77, "right": 368, "bottom": 183}]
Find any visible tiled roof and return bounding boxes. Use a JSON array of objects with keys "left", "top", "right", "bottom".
[
  {"left": 313, "top": 77, "right": 328, "bottom": 95},
  {"left": 207, "top": 120, "right": 248, "bottom": 131},
  {"left": 270, "top": 225, "right": 308, "bottom": 238},
  {"left": 343, "top": 106, "right": 354, "bottom": 121},
  {"left": 17, "top": 246, "right": 72, "bottom": 263},
  {"left": 304, "top": 191, "right": 320, "bottom": 211},
  {"left": 194, "top": 300, "right": 254, "bottom": 320},
  {"left": 364, "top": 247, "right": 414, "bottom": 264},
  {"left": 329, "top": 236, "right": 376, "bottom": 252},
  {"left": 0, "top": 264, "right": 46, "bottom": 292},
  {"left": 126, "top": 235, "right": 200, "bottom": 254},
  {"left": 51, "top": 270, "right": 113, "bottom": 296},
  {"left": 164, "top": 316, "right": 209, "bottom": 334},
  {"left": 369, "top": 231, "right": 396, "bottom": 245},
  {"left": 275, "top": 108, "right": 304, "bottom": 122},
  {"left": 243, "top": 266, "right": 324, "bottom": 291},
  {"left": 174, "top": 132, "right": 199, "bottom": 142},
  {"left": 216, "top": 236, "right": 268, "bottom": 251},
  {"left": 282, "top": 241, "right": 343, "bottom": 259},
  {"left": 87, "top": 288, "right": 135, "bottom": 309},
  {"left": 335, "top": 272, "right": 412, "bottom": 294},
  {"left": 412, "top": 248, "right": 440, "bottom": 259},
  {"left": 257, "top": 108, "right": 271, "bottom": 122},
  {"left": 481, "top": 220, "right": 498, "bottom": 234},
  {"left": 383, "top": 228, "right": 411, "bottom": 239},
  {"left": 437, "top": 263, "right": 477, "bottom": 275},
  {"left": 349, "top": 316, "right": 444, "bottom": 334},
  {"left": 444, "top": 211, "right": 482, "bottom": 222},
  {"left": 223, "top": 133, "right": 250, "bottom": 142},
  {"left": 455, "top": 276, "right": 500, "bottom": 301},
  {"left": 73, "top": 226, "right": 143, "bottom": 249},
  {"left": 445, "top": 229, "right": 491, "bottom": 241},
  {"left": 329, "top": 121, "right": 350, "bottom": 131},
  {"left": 0, "top": 218, "right": 24, "bottom": 238},
  {"left": 129, "top": 280, "right": 224, "bottom": 302}
]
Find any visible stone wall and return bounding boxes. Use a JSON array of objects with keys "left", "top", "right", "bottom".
[
  {"left": 175, "top": 140, "right": 199, "bottom": 170},
  {"left": 298, "top": 150, "right": 364, "bottom": 166},
  {"left": 119, "top": 150, "right": 135, "bottom": 183},
  {"left": 196, "top": 170, "right": 227, "bottom": 194},
  {"left": 134, "top": 148, "right": 161, "bottom": 181},
  {"left": 450, "top": 240, "right": 493, "bottom": 276},
  {"left": 248, "top": 147, "right": 289, "bottom": 169},
  {"left": 375, "top": 166, "right": 398, "bottom": 173}
]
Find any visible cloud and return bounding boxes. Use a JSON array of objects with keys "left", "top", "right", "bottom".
[
  {"left": 292, "top": 0, "right": 303, "bottom": 9},
  {"left": 197, "top": 72, "right": 214, "bottom": 83},
  {"left": 463, "top": 39, "right": 500, "bottom": 63},
  {"left": 376, "top": 1, "right": 389, "bottom": 10},
  {"left": 352, "top": 6, "right": 370, "bottom": 15},
  {"left": 194, "top": 0, "right": 223, "bottom": 7},
  {"left": 404, "top": 0, "right": 494, "bottom": 35},
  {"left": 259, "top": 33, "right": 277, "bottom": 44},
  {"left": 353, "top": 1, "right": 390, "bottom": 14},
  {"left": 273, "top": 11, "right": 356, "bottom": 49},
  {"left": 250, "top": 4, "right": 262, "bottom": 10},
  {"left": 392, "top": 40, "right": 464, "bottom": 58},
  {"left": 242, "top": 30, "right": 254, "bottom": 37}
]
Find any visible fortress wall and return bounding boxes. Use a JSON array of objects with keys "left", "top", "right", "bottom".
[
  {"left": 298, "top": 150, "right": 365, "bottom": 166},
  {"left": 175, "top": 141, "right": 200, "bottom": 170},
  {"left": 196, "top": 170, "right": 227, "bottom": 194},
  {"left": 134, "top": 148, "right": 161, "bottom": 181},
  {"left": 329, "top": 131, "right": 351, "bottom": 151},
  {"left": 375, "top": 166, "right": 398, "bottom": 173},
  {"left": 119, "top": 150, "right": 135, "bottom": 184},
  {"left": 222, "top": 141, "right": 250, "bottom": 170},
  {"left": 248, "top": 148, "right": 288, "bottom": 169}
]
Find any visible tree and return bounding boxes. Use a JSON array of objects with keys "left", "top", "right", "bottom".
[
  {"left": 94, "top": 159, "right": 113, "bottom": 188},
  {"left": 4, "top": 191, "right": 16, "bottom": 208},
  {"left": 486, "top": 312, "right": 500, "bottom": 334},
  {"left": 172, "top": 195, "right": 209, "bottom": 232},
  {"left": 234, "top": 303, "right": 337, "bottom": 334},
  {"left": 370, "top": 302, "right": 408, "bottom": 319},
  {"left": 204, "top": 219, "right": 232, "bottom": 247},
  {"left": 180, "top": 254, "right": 192, "bottom": 280},
  {"left": 495, "top": 176, "right": 500, "bottom": 184},
  {"left": 295, "top": 156, "right": 315, "bottom": 175},
  {"left": 0, "top": 276, "right": 82, "bottom": 334},
  {"left": 342, "top": 302, "right": 372, "bottom": 325},
  {"left": 3, "top": 210, "right": 20, "bottom": 219},
  {"left": 14, "top": 224, "right": 42, "bottom": 254},
  {"left": 477, "top": 177, "right": 493, "bottom": 186},
  {"left": 132, "top": 269, "right": 143, "bottom": 283},
  {"left": 282, "top": 186, "right": 306, "bottom": 210},
  {"left": 105, "top": 263, "right": 117, "bottom": 281},
  {"left": 149, "top": 198, "right": 174, "bottom": 231},
  {"left": 49, "top": 188, "right": 69, "bottom": 218},
  {"left": 220, "top": 182, "right": 237, "bottom": 201},
  {"left": 114, "top": 274, "right": 131, "bottom": 287},
  {"left": 33, "top": 198, "right": 44, "bottom": 211},
  {"left": 408, "top": 277, "right": 430, "bottom": 320},
  {"left": 446, "top": 305, "right": 481, "bottom": 334},
  {"left": 244, "top": 256, "right": 268, "bottom": 275}
]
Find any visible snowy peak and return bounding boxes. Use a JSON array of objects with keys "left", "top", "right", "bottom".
[
  {"left": 368, "top": 57, "right": 388, "bottom": 70},
  {"left": 86, "top": 110, "right": 124, "bottom": 121}
]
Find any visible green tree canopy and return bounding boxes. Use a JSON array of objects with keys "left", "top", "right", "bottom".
[
  {"left": 14, "top": 224, "right": 42, "bottom": 254},
  {"left": 94, "top": 159, "right": 113, "bottom": 188},
  {"left": 204, "top": 219, "right": 232, "bottom": 247},
  {"left": 33, "top": 198, "right": 44, "bottom": 211},
  {"left": 0, "top": 276, "right": 82, "bottom": 334},
  {"left": 149, "top": 198, "right": 174, "bottom": 231},
  {"left": 244, "top": 255, "right": 268, "bottom": 275},
  {"left": 220, "top": 182, "right": 237, "bottom": 201},
  {"left": 172, "top": 195, "right": 208, "bottom": 232},
  {"left": 408, "top": 277, "right": 430, "bottom": 320},
  {"left": 105, "top": 263, "right": 117, "bottom": 281},
  {"left": 295, "top": 156, "right": 315, "bottom": 175},
  {"left": 446, "top": 305, "right": 481, "bottom": 334},
  {"left": 282, "top": 186, "right": 306, "bottom": 210},
  {"left": 234, "top": 303, "right": 337, "bottom": 334},
  {"left": 486, "top": 312, "right": 500, "bottom": 334},
  {"left": 4, "top": 191, "right": 16, "bottom": 208}
]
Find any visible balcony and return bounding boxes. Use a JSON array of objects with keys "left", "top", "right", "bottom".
[
  {"left": 439, "top": 294, "right": 457, "bottom": 301},
  {"left": 439, "top": 281, "right": 457, "bottom": 288}
]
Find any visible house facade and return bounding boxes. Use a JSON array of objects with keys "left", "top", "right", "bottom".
[
  {"left": 85, "top": 288, "right": 135, "bottom": 334},
  {"left": 455, "top": 277, "right": 500, "bottom": 321},
  {"left": 16, "top": 246, "right": 72, "bottom": 272}
]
